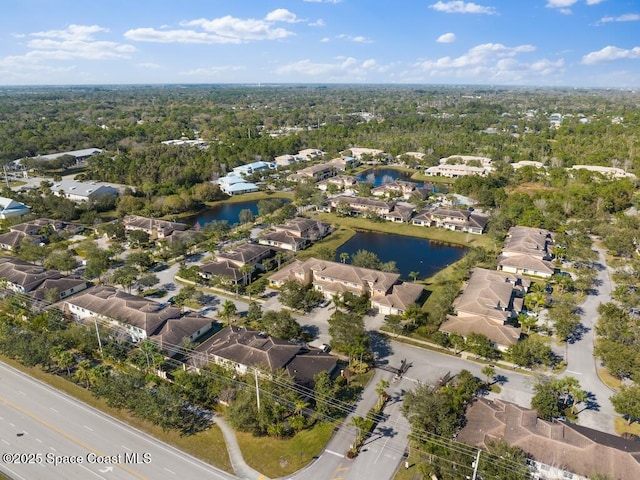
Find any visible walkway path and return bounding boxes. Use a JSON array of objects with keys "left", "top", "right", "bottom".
[{"left": 212, "top": 415, "right": 270, "bottom": 480}]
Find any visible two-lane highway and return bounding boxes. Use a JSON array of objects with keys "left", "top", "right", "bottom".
[{"left": 0, "top": 362, "right": 237, "bottom": 480}]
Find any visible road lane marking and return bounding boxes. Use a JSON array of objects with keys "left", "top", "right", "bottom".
[
  {"left": 163, "top": 467, "right": 176, "bottom": 475},
  {"left": 325, "top": 449, "right": 345, "bottom": 458},
  {"left": 50, "top": 407, "right": 58, "bottom": 413},
  {"left": 566, "top": 371, "right": 583, "bottom": 375},
  {"left": 36, "top": 438, "right": 42, "bottom": 443},
  {"left": 0, "top": 394, "right": 147, "bottom": 480},
  {"left": 9, "top": 422, "right": 15, "bottom": 427},
  {"left": 122, "top": 444, "right": 132, "bottom": 451},
  {"left": 1, "top": 439, "right": 9, "bottom": 445},
  {"left": 18, "top": 390, "right": 25, "bottom": 396},
  {"left": 79, "top": 463, "right": 107, "bottom": 480},
  {"left": 84, "top": 425, "right": 94, "bottom": 431}
]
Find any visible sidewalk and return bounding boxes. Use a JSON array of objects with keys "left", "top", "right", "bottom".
[{"left": 212, "top": 415, "right": 271, "bottom": 480}]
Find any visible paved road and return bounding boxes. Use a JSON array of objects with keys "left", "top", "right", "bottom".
[
  {"left": 562, "top": 244, "right": 617, "bottom": 433},
  {"left": 0, "top": 362, "right": 238, "bottom": 480}
]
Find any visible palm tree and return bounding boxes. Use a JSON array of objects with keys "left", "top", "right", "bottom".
[
  {"left": 239, "top": 264, "right": 254, "bottom": 288},
  {"left": 340, "top": 252, "right": 349, "bottom": 264},
  {"left": 220, "top": 300, "right": 237, "bottom": 324},
  {"left": 350, "top": 415, "right": 368, "bottom": 450},
  {"left": 74, "top": 360, "right": 92, "bottom": 388},
  {"left": 481, "top": 365, "right": 496, "bottom": 386},
  {"left": 409, "top": 271, "right": 420, "bottom": 282}
]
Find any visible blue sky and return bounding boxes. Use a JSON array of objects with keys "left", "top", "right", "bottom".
[{"left": 1, "top": 0, "right": 639, "bottom": 87}]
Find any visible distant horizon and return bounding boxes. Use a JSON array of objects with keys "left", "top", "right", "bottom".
[
  {"left": 0, "top": 82, "right": 637, "bottom": 91},
  {"left": 1, "top": 1, "right": 639, "bottom": 87}
]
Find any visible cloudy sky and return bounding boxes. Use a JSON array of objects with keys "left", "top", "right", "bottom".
[{"left": 1, "top": 0, "right": 639, "bottom": 87}]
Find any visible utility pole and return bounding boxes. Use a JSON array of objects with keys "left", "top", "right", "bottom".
[
  {"left": 93, "top": 317, "right": 103, "bottom": 356},
  {"left": 254, "top": 369, "right": 261, "bottom": 411},
  {"left": 471, "top": 449, "right": 481, "bottom": 480}
]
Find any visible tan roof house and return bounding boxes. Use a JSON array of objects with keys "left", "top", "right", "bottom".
[
  {"left": 498, "top": 226, "right": 556, "bottom": 278},
  {"left": 190, "top": 325, "right": 337, "bottom": 387},
  {"left": 288, "top": 163, "right": 338, "bottom": 182},
  {"left": 0, "top": 257, "right": 89, "bottom": 301},
  {"left": 65, "top": 285, "right": 183, "bottom": 342},
  {"left": 440, "top": 268, "right": 528, "bottom": 348},
  {"left": 123, "top": 215, "right": 188, "bottom": 239},
  {"left": 269, "top": 257, "right": 423, "bottom": 315},
  {"left": 458, "top": 398, "right": 640, "bottom": 480},
  {"left": 328, "top": 195, "right": 396, "bottom": 216},
  {"left": 421, "top": 207, "right": 489, "bottom": 234},
  {"left": 258, "top": 217, "right": 331, "bottom": 251}
]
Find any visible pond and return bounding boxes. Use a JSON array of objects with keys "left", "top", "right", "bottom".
[
  {"left": 356, "top": 168, "right": 421, "bottom": 187},
  {"left": 335, "top": 230, "right": 466, "bottom": 280},
  {"left": 189, "top": 198, "right": 291, "bottom": 227}
]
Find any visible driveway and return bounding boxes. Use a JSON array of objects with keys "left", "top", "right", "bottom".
[{"left": 561, "top": 244, "right": 617, "bottom": 433}]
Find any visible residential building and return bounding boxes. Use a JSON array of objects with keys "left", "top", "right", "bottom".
[
  {"left": 232, "top": 161, "right": 275, "bottom": 177},
  {"left": 498, "top": 226, "right": 555, "bottom": 278},
  {"left": 215, "top": 174, "right": 260, "bottom": 196},
  {"left": 440, "top": 268, "right": 528, "bottom": 348},
  {"left": 0, "top": 218, "right": 83, "bottom": 251},
  {"left": 570, "top": 165, "right": 637, "bottom": 180},
  {"left": 0, "top": 197, "right": 30, "bottom": 219},
  {"left": 152, "top": 314, "right": 215, "bottom": 357},
  {"left": 412, "top": 207, "right": 488, "bottom": 234},
  {"left": 347, "top": 147, "right": 385, "bottom": 160},
  {"left": 316, "top": 175, "right": 358, "bottom": 193},
  {"left": 190, "top": 325, "right": 337, "bottom": 387},
  {"left": 439, "top": 155, "right": 492, "bottom": 167},
  {"left": 328, "top": 195, "right": 396, "bottom": 216},
  {"left": 123, "top": 215, "right": 188, "bottom": 239},
  {"left": 258, "top": 217, "right": 331, "bottom": 251},
  {"left": 425, "top": 164, "right": 492, "bottom": 178},
  {"left": 18, "top": 148, "right": 102, "bottom": 167},
  {"left": 0, "top": 257, "right": 89, "bottom": 301},
  {"left": 65, "top": 285, "right": 183, "bottom": 342},
  {"left": 274, "top": 154, "right": 302, "bottom": 167},
  {"left": 458, "top": 398, "right": 640, "bottom": 480},
  {"left": 297, "top": 148, "right": 324, "bottom": 160},
  {"left": 269, "top": 257, "right": 423, "bottom": 315},
  {"left": 198, "top": 243, "right": 273, "bottom": 286},
  {"left": 288, "top": 163, "right": 338, "bottom": 182},
  {"left": 50, "top": 179, "right": 119, "bottom": 203},
  {"left": 328, "top": 156, "right": 359, "bottom": 171},
  {"left": 371, "top": 180, "right": 429, "bottom": 200}
]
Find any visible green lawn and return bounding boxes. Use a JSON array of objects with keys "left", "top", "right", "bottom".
[
  {"left": 313, "top": 212, "right": 494, "bottom": 249},
  {"left": 237, "top": 422, "right": 336, "bottom": 477},
  {"left": 297, "top": 225, "right": 357, "bottom": 259}
]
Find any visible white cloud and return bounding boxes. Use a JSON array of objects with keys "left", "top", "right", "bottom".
[
  {"left": 413, "top": 42, "right": 562, "bottom": 84},
  {"left": 546, "top": 0, "right": 603, "bottom": 12},
  {"left": 276, "top": 56, "right": 384, "bottom": 79},
  {"left": 437, "top": 33, "right": 456, "bottom": 43},
  {"left": 185, "top": 16, "right": 294, "bottom": 41},
  {"left": 125, "top": 28, "right": 238, "bottom": 44},
  {"left": 264, "top": 9, "right": 301, "bottom": 24},
  {"left": 597, "top": 13, "right": 640, "bottom": 24},
  {"left": 137, "top": 62, "right": 160, "bottom": 69},
  {"left": 127, "top": 12, "right": 296, "bottom": 45},
  {"left": 7, "top": 24, "right": 135, "bottom": 63},
  {"left": 546, "top": 0, "right": 578, "bottom": 7},
  {"left": 309, "top": 18, "right": 326, "bottom": 27},
  {"left": 429, "top": 1, "right": 497, "bottom": 15},
  {"left": 582, "top": 46, "right": 640, "bottom": 64},
  {"left": 320, "top": 37, "right": 330, "bottom": 43},
  {"left": 180, "top": 65, "right": 246, "bottom": 76},
  {"left": 337, "top": 34, "right": 373, "bottom": 43}
]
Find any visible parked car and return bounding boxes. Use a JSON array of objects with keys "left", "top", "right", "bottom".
[
  {"left": 317, "top": 298, "right": 331, "bottom": 308},
  {"left": 320, "top": 343, "right": 331, "bottom": 353}
]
